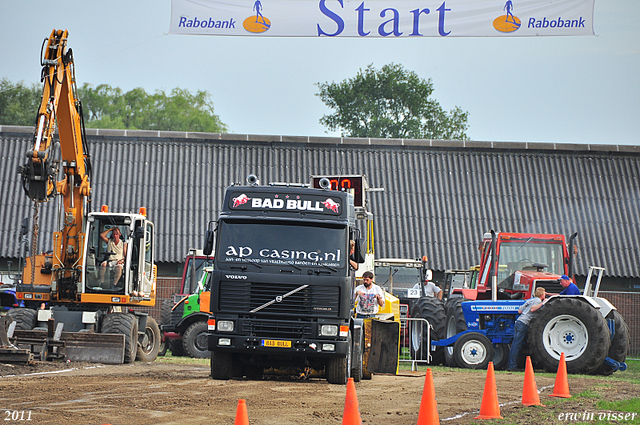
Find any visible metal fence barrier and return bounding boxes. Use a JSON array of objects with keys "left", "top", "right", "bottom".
[
  {"left": 599, "top": 291, "right": 640, "bottom": 358},
  {"left": 399, "top": 317, "right": 431, "bottom": 371}
]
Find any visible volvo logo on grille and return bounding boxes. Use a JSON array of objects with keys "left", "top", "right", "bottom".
[
  {"left": 276, "top": 296, "right": 283, "bottom": 303},
  {"left": 225, "top": 274, "right": 247, "bottom": 280}
]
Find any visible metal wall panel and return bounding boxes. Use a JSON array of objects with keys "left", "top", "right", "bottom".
[{"left": 1, "top": 127, "right": 639, "bottom": 279}]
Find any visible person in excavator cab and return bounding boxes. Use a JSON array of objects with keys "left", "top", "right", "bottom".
[{"left": 99, "top": 227, "right": 127, "bottom": 288}]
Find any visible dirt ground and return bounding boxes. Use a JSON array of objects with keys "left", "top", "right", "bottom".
[{"left": 0, "top": 361, "right": 637, "bottom": 425}]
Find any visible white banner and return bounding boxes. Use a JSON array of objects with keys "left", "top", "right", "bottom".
[{"left": 169, "top": 0, "right": 594, "bottom": 37}]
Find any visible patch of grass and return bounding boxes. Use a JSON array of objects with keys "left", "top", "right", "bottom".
[
  {"left": 597, "top": 397, "right": 640, "bottom": 414},
  {"left": 155, "top": 353, "right": 208, "bottom": 366}
]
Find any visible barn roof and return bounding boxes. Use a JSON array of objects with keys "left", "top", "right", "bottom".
[{"left": 1, "top": 125, "right": 639, "bottom": 278}]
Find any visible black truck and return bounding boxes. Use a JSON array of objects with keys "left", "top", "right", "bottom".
[{"left": 204, "top": 176, "right": 373, "bottom": 384}]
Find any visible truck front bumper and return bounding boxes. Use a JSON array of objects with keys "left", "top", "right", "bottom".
[{"left": 208, "top": 333, "right": 349, "bottom": 357}]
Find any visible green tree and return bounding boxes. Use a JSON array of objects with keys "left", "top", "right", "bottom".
[
  {"left": 77, "top": 84, "right": 228, "bottom": 133},
  {"left": 0, "top": 78, "right": 41, "bottom": 126},
  {"left": 0, "top": 78, "right": 228, "bottom": 133},
  {"left": 316, "top": 64, "right": 469, "bottom": 140}
]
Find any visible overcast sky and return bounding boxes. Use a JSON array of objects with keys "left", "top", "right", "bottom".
[{"left": 1, "top": 1, "right": 638, "bottom": 145}]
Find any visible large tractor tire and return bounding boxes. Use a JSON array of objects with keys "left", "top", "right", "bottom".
[
  {"left": 409, "top": 298, "right": 446, "bottom": 365},
  {"left": 529, "top": 298, "right": 610, "bottom": 375},
  {"left": 136, "top": 316, "right": 161, "bottom": 362},
  {"left": 7, "top": 308, "right": 37, "bottom": 330},
  {"left": 326, "top": 332, "right": 352, "bottom": 384},
  {"left": 444, "top": 299, "right": 466, "bottom": 367},
  {"left": 182, "top": 320, "right": 211, "bottom": 358},
  {"left": 157, "top": 299, "right": 173, "bottom": 357},
  {"left": 595, "top": 310, "right": 629, "bottom": 376},
  {"left": 453, "top": 332, "right": 494, "bottom": 370},
  {"left": 102, "top": 312, "right": 138, "bottom": 364}
]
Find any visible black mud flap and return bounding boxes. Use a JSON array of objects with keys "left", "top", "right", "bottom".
[{"left": 365, "top": 319, "right": 400, "bottom": 374}]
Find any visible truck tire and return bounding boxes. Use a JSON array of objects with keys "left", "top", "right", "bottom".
[
  {"left": 351, "top": 326, "right": 363, "bottom": 382},
  {"left": 102, "top": 312, "right": 138, "bottom": 364},
  {"left": 158, "top": 339, "right": 168, "bottom": 357},
  {"left": 136, "top": 316, "right": 161, "bottom": 362},
  {"left": 327, "top": 332, "right": 352, "bottom": 384},
  {"left": 444, "top": 299, "right": 466, "bottom": 366},
  {"left": 409, "top": 298, "right": 445, "bottom": 364},
  {"left": 182, "top": 321, "right": 211, "bottom": 358},
  {"left": 170, "top": 339, "right": 185, "bottom": 356},
  {"left": 595, "top": 310, "right": 629, "bottom": 376},
  {"left": 453, "top": 332, "right": 494, "bottom": 370},
  {"left": 211, "top": 350, "right": 234, "bottom": 380},
  {"left": 7, "top": 308, "right": 37, "bottom": 330},
  {"left": 529, "top": 298, "right": 610, "bottom": 375}
]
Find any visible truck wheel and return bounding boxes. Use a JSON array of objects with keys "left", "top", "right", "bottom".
[
  {"left": 529, "top": 298, "right": 610, "bottom": 374},
  {"left": 102, "top": 312, "right": 138, "bottom": 364},
  {"left": 327, "top": 332, "right": 352, "bottom": 384},
  {"left": 351, "top": 326, "right": 363, "bottom": 382},
  {"left": 595, "top": 310, "right": 629, "bottom": 376},
  {"left": 7, "top": 308, "right": 37, "bottom": 330},
  {"left": 409, "top": 298, "right": 445, "bottom": 364},
  {"left": 211, "top": 350, "right": 234, "bottom": 380},
  {"left": 182, "top": 321, "right": 211, "bottom": 358},
  {"left": 136, "top": 316, "right": 161, "bottom": 362},
  {"left": 444, "top": 299, "right": 466, "bottom": 366},
  {"left": 453, "top": 332, "right": 494, "bottom": 370},
  {"left": 169, "top": 339, "right": 185, "bottom": 356}
]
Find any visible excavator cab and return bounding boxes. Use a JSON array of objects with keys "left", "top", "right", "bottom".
[{"left": 83, "top": 212, "right": 155, "bottom": 299}]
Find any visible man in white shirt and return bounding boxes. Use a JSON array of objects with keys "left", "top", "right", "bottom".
[
  {"left": 354, "top": 271, "right": 385, "bottom": 318},
  {"left": 423, "top": 280, "right": 443, "bottom": 300},
  {"left": 99, "top": 227, "right": 127, "bottom": 287}
]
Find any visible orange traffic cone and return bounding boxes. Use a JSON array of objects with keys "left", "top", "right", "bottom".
[
  {"left": 549, "top": 352, "right": 571, "bottom": 398},
  {"left": 474, "top": 362, "right": 503, "bottom": 420},
  {"left": 342, "top": 377, "right": 362, "bottom": 425},
  {"left": 417, "top": 368, "right": 440, "bottom": 425},
  {"left": 234, "top": 399, "right": 249, "bottom": 425},
  {"left": 522, "top": 356, "right": 543, "bottom": 406}
]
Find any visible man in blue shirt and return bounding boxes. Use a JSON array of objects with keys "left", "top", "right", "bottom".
[{"left": 559, "top": 275, "right": 581, "bottom": 295}]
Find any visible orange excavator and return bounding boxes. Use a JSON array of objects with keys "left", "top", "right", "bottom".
[{"left": 8, "top": 29, "right": 160, "bottom": 364}]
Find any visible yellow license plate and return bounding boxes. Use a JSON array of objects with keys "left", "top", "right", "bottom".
[{"left": 261, "top": 339, "right": 291, "bottom": 348}]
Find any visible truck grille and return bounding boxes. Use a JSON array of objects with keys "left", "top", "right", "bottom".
[
  {"left": 241, "top": 319, "right": 313, "bottom": 338},
  {"left": 219, "top": 282, "right": 340, "bottom": 317}
]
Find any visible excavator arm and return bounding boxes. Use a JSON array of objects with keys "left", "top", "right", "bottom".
[{"left": 17, "top": 29, "right": 92, "bottom": 290}]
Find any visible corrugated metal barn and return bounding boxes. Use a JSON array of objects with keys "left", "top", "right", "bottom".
[{"left": 1, "top": 125, "right": 639, "bottom": 290}]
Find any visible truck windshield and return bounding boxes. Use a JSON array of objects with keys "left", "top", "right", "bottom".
[
  {"left": 217, "top": 220, "right": 347, "bottom": 268},
  {"left": 375, "top": 265, "right": 422, "bottom": 291},
  {"left": 497, "top": 241, "right": 564, "bottom": 283}
]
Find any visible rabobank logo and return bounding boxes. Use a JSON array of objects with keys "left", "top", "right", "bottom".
[
  {"left": 493, "top": 0, "right": 521, "bottom": 33},
  {"left": 243, "top": 0, "right": 271, "bottom": 33}
]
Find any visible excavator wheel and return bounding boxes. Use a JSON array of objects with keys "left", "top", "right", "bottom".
[
  {"left": 137, "top": 316, "right": 161, "bottom": 362},
  {"left": 102, "top": 312, "right": 138, "bottom": 364},
  {"left": 7, "top": 308, "right": 37, "bottom": 330}
]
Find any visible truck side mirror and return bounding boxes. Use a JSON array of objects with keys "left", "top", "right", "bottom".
[
  {"left": 135, "top": 226, "right": 144, "bottom": 239},
  {"left": 355, "top": 238, "right": 365, "bottom": 263},
  {"left": 203, "top": 230, "right": 214, "bottom": 256},
  {"left": 425, "top": 269, "right": 433, "bottom": 281}
]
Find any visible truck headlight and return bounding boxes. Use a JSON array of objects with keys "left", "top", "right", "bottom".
[
  {"left": 320, "top": 325, "right": 338, "bottom": 336},
  {"left": 218, "top": 338, "right": 231, "bottom": 346},
  {"left": 217, "top": 320, "right": 234, "bottom": 332},
  {"left": 322, "top": 343, "right": 335, "bottom": 351}
]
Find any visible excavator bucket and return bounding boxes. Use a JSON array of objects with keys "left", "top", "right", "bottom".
[
  {"left": 13, "top": 329, "right": 125, "bottom": 364},
  {"left": 363, "top": 319, "right": 400, "bottom": 374}
]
